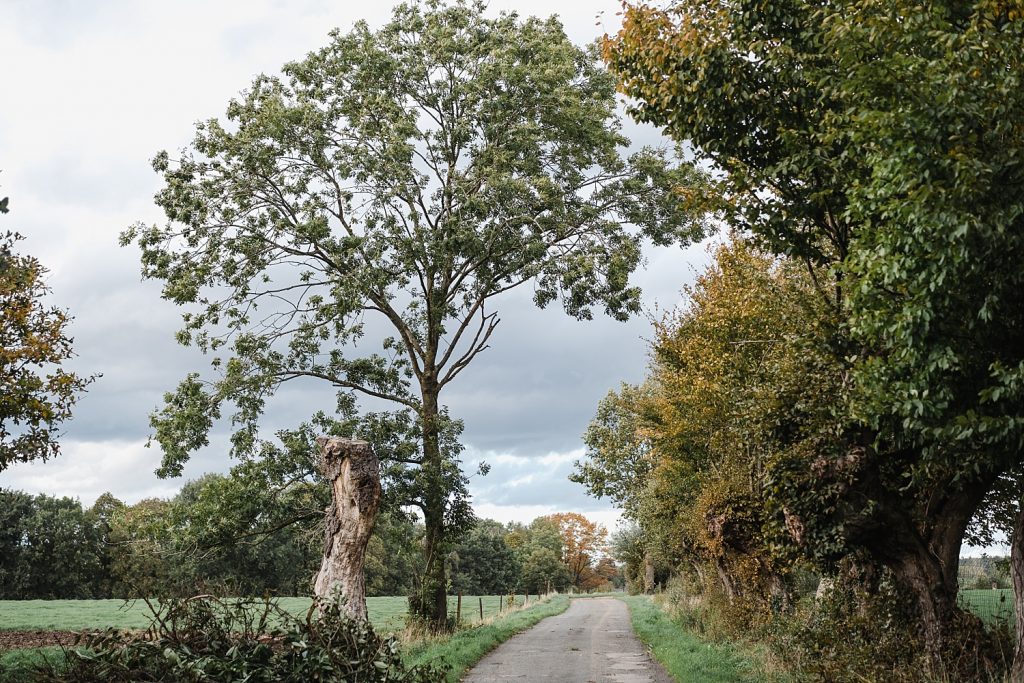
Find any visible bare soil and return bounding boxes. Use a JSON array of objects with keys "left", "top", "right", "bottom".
[{"left": 0, "top": 630, "right": 79, "bottom": 650}]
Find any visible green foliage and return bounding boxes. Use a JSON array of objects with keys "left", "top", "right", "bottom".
[
  {"left": 619, "top": 594, "right": 776, "bottom": 683},
  {"left": 448, "top": 519, "right": 520, "bottom": 596},
  {"left": 764, "top": 574, "right": 1008, "bottom": 683},
  {"left": 602, "top": 0, "right": 1024, "bottom": 669},
  {"left": 39, "top": 594, "right": 443, "bottom": 683},
  {"left": 121, "top": 0, "right": 706, "bottom": 626},
  {"left": 0, "top": 490, "right": 107, "bottom": 599},
  {"left": 0, "top": 231, "right": 94, "bottom": 470}
]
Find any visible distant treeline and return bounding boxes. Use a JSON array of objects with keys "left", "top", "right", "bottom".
[{"left": 0, "top": 482, "right": 620, "bottom": 600}]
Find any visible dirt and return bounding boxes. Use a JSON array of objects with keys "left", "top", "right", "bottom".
[
  {"left": 462, "top": 597, "right": 673, "bottom": 683},
  {"left": 0, "top": 630, "right": 81, "bottom": 650}
]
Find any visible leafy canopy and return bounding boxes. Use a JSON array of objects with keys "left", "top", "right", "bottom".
[{"left": 121, "top": 0, "right": 706, "bottom": 503}]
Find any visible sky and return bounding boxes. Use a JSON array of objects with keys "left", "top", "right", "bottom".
[{"left": 0, "top": 0, "right": 713, "bottom": 535}]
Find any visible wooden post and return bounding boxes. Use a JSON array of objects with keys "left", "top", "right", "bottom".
[
  {"left": 312, "top": 437, "right": 381, "bottom": 621},
  {"left": 479, "top": 596, "right": 484, "bottom": 621},
  {"left": 457, "top": 592, "right": 462, "bottom": 625}
]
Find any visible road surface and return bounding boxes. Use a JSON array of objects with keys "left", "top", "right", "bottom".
[{"left": 462, "top": 597, "right": 674, "bottom": 683}]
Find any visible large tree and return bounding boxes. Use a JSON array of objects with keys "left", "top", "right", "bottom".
[
  {"left": 122, "top": 0, "right": 705, "bottom": 627},
  {"left": 605, "top": 0, "right": 1024, "bottom": 671},
  {"left": 545, "top": 512, "right": 608, "bottom": 589}
]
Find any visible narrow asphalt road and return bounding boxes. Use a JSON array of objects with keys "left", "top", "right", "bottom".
[{"left": 461, "top": 597, "right": 673, "bottom": 683}]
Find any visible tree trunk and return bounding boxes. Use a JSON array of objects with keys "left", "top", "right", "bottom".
[
  {"left": 313, "top": 437, "right": 381, "bottom": 621},
  {"left": 868, "top": 490, "right": 986, "bottom": 678},
  {"left": 715, "top": 557, "right": 737, "bottom": 603},
  {"left": 410, "top": 386, "right": 450, "bottom": 630},
  {"left": 1011, "top": 501, "right": 1024, "bottom": 683},
  {"left": 643, "top": 550, "right": 655, "bottom": 594}
]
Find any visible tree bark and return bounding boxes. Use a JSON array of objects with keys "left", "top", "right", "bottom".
[
  {"left": 410, "top": 385, "right": 450, "bottom": 630},
  {"left": 864, "top": 485, "right": 987, "bottom": 678},
  {"left": 313, "top": 437, "right": 381, "bottom": 621},
  {"left": 1011, "top": 501, "right": 1024, "bottom": 683},
  {"left": 643, "top": 550, "right": 655, "bottom": 594}
]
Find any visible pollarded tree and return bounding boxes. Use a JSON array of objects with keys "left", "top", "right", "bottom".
[
  {"left": 1, "top": 222, "right": 94, "bottom": 470},
  {"left": 121, "top": 0, "right": 706, "bottom": 628}
]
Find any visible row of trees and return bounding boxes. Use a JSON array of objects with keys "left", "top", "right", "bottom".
[
  {"left": 0, "top": 485, "right": 617, "bottom": 600},
  {"left": 575, "top": 0, "right": 1024, "bottom": 679}
]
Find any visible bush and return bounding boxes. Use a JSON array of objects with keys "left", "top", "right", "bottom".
[{"left": 35, "top": 593, "right": 444, "bottom": 682}]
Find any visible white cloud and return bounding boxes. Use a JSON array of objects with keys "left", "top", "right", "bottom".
[{"left": 0, "top": 439, "right": 179, "bottom": 506}]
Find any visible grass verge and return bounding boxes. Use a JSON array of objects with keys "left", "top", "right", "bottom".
[
  {"left": 619, "top": 595, "right": 787, "bottom": 683},
  {"left": 404, "top": 594, "right": 570, "bottom": 682}
]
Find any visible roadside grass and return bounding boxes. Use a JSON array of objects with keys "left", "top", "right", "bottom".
[
  {"left": 619, "top": 595, "right": 789, "bottom": 683},
  {"left": 404, "top": 594, "right": 570, "bottom": 682},
  {"left": 0, "top": 594, "right": 535, "bottom": 635}
]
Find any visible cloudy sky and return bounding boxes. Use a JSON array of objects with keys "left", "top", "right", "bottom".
[{"left": 0, "top": 0, "right": 713, "bottom": 533}]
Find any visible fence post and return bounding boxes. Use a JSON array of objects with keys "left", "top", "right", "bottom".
[
  {"left": 457, "top": 592, "right": 462, "bottom": 626},
  {"left": 479, "top": 596, "right": 484, "bottom": 621}
]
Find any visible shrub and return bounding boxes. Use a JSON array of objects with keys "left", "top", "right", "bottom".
[{"left": 36, "top": 593, "right": 444, "bottom": 682}]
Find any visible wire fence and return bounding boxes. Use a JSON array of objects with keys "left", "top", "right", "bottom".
[{"left": 958, "top": 589, "right": 1016, "bottom": 629}]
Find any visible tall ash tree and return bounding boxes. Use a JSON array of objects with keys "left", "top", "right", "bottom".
[{"left": 122, "top": 0, "right": 706, "bottom": 627}]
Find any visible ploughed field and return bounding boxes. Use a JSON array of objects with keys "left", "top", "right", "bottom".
[{"left": 0, "top": 594, "right": 535, "bottom": 647}]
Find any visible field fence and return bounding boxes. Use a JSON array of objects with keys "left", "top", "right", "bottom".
[{"left": 958, "top": 589, "right": 1016, "bottom": 628}]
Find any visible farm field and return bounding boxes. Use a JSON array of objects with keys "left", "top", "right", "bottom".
[{"left": 0, "top": 594, "right": 539, "bottom": 636}]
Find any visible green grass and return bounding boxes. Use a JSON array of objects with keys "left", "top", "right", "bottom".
[
  {"left": 0, "top": 595, "right": 567, "bottom": 683},
  {"left": 0, "top": 594, "right": 536, "bottom": 637},
  {"left": 0, "top": 647, "right": 66, "bottom": 682},
  {"left": 959, "top": 589, "right": 1016, "bottom": 628},
  {"left": 404, "top": 594, "right": 570, "bottom": 682},
  {"left": 619, "top": 595, "right": 784, "bottom": 683}
]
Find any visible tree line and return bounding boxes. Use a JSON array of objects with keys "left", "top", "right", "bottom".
[
  {"left": 572, "top": 1, "right": 1024, "bottom": 679},
  {"left": 0, "top": 485, "right": 618, "bottom": 600}
]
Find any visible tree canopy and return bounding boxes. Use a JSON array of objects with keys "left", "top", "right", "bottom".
[
  {"left": 122, "top": 0, "right": 706, "bottom": 626},
  {"left": 600, "top": 0, "right": 1024, "bottom": 672}
]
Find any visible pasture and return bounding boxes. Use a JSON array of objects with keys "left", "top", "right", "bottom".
[
  {"left": 958, "top": 589, "right": 1016, "bottom": 627},
  {"left": 0, "top": 594, "right": 538, "bottom": 637}
]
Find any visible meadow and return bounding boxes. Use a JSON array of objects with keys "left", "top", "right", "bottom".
[
  {"left": 958, "top": 589, "right": 1016, "bottom": 627},
  {"left": 0, "top": 594, "right": 539, "bottom": 636}
]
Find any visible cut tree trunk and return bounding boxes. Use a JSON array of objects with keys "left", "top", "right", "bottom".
[
  {"left": 313, "top": 436, "right": 382, "bottom": 621},
  {"left": 1011, "top": 502, "right": 1024, "bottom": 683}
]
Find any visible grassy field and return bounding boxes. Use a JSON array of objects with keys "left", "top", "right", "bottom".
[
  {"left": 0, "top": 594, "right": 568, "bottom": 682},
  {"left": 959, "top": 589, "right": 1016, "bottom": 626},
  {"left": 619, "top": 595, "right": 789, "bottom": 683},
  {"left": 0, "top": 593, "right": 541, "bottom": 636}
]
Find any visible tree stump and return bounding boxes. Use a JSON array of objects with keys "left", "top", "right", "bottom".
[{"left": 313, "top": 436, "right": 381, "bottom": 620}]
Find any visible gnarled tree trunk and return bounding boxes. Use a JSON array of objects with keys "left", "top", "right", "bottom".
[
  {"left": 313, "top": 437, "right": 381, "bottom": 621},
  {"left": 644, "top": 550, "right": 655, "bottom": 594}
]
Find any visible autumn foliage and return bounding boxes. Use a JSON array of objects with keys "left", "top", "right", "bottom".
[{"left": 0, "top": 230, "right": 93, "bottom": 470}]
